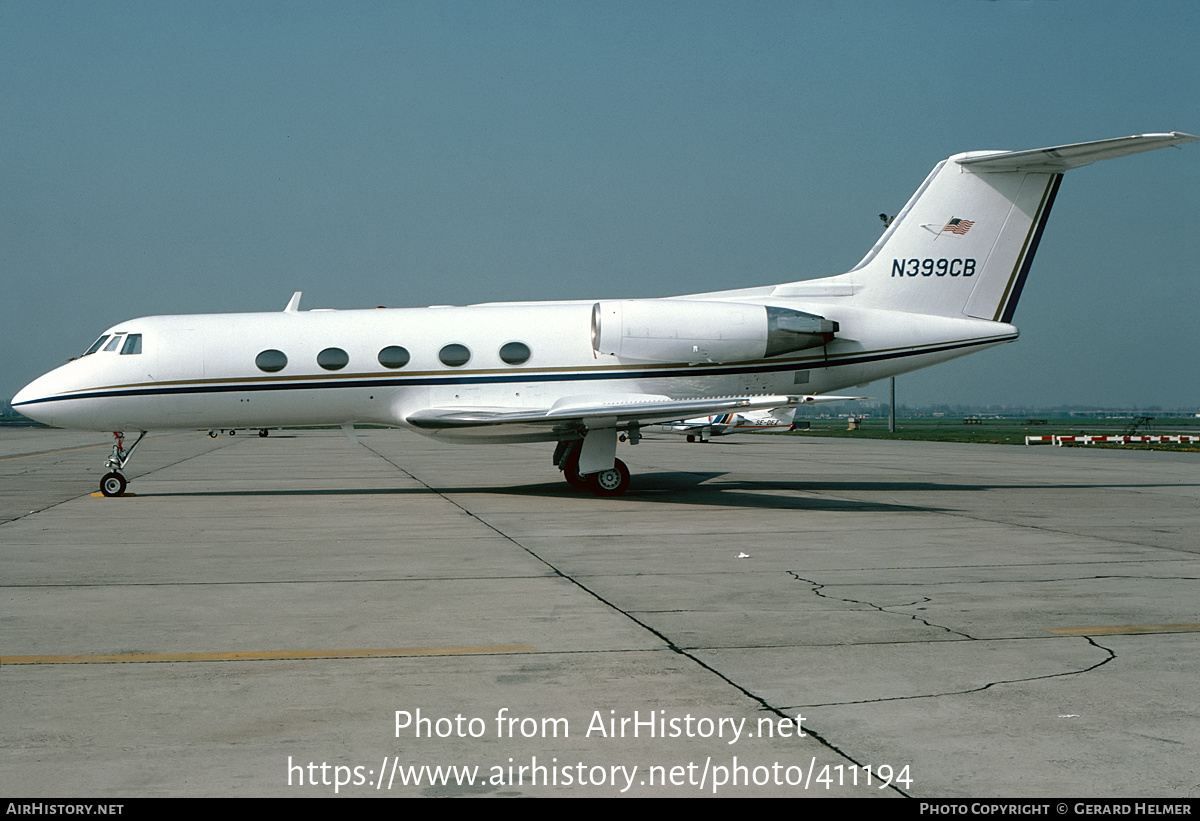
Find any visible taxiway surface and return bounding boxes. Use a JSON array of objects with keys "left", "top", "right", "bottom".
[{"left": 1, "top": 427, "right": 1197, "bottom": 797}]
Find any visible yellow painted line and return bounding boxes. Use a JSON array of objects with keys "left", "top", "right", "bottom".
[
  {"left": 1, "top": 645, "right": 536, "bottom": 665},
  {"left": 1047, "top": 624, "right": 1200, "bottom": 636}
]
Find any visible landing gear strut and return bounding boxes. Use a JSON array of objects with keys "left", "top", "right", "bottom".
[{"left": 99, "top": 430, "right": 146, "bottom": 497}]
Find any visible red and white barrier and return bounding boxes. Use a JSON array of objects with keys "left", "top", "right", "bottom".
[{"left": 1026, "top": 434, "right": 1200, "bottom": 446}]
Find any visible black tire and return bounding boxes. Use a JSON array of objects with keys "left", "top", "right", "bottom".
[
  {"left": 561, "top": 446, "right": 589, "bottom": 490},
  {"left": 208, "top": 430, "right": 218, "bottom": 438},
  {"left": 686, "top": 434, "right": 696, "bottom": 443},
  {"left": 588, "top": 459, "right": 631, "bottom": 497},
  {"left": 259, "top": 429, "right": 269, "bottom": 437},
  {"left": 100, "top": 472, "right": 127, "bottom": 497}
]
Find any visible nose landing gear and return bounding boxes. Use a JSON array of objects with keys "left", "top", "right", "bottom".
[{"left": 99, "top": 430, "right": 146, "bottom": 497}]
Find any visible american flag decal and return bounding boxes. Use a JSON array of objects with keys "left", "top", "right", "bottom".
[{"left": 941, "top": 217, "right": 975, "bottom": 235}]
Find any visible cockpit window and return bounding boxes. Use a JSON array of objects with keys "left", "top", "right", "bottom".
[
  {"left": 103, "top": 335, "right": 124, "bottom": 352},
  {"left": 120, "top": 334, "right": 142, "bottom": 355},
  {"left": 84, "top": 335, "right": 110, "bottom": 356}
]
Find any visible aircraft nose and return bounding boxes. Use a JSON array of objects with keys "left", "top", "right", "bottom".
[{"left": 12, "top": 372, "right": 58, "bottom": 425}]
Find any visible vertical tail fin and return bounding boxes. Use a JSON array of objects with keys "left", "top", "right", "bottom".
[{"left": 815, "top": 132, "right": 1197, "bottom": 321}]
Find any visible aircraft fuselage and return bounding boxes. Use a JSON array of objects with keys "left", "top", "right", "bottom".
[{"left": 15, "top": 299, "right": 1011, "bottom": 441}]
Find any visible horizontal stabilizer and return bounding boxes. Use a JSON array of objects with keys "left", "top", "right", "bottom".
[{"left": 958, "top": 132, "right": 1198, "bottom": 173}]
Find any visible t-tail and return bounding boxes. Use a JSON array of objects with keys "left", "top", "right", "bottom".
[{"left": 801, "top": 132, "right": 1197, "bottom": 322}]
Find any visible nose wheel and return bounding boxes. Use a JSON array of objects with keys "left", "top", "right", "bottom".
[
  {"left": 100, "top": 472, "right": 128, "bottom": 497},
  {"left": 98, "top": 431, "right": 146, "bottom": 497}
]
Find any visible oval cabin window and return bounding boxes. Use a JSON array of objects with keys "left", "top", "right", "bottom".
[
  {"left": 438, "top": 344, "right": 471, "bottom": 367},
  {"left": 498, "top": 341, "right": 531, "bottom": 365},
  {"left": 317, "top": 347, "right": 349, "bottom": 371},
  {"left": 378, "top": 346, "right": 410, "bottom": 369},
  {"left": 255, "top": 349, "right": 288, "bottom": 373}
]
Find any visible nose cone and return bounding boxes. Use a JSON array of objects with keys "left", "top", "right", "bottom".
[{"left": 12, "top": 371, "right": 60, "bottom": 426}]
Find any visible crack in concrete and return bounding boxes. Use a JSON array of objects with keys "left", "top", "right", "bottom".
[
  {"left": 781, "top": 572, "right": 1118, "bottom": 708},
  {"left": 362, "top": 441, "right": 912, "bottom": 796},
  {"left": 789, "top": 572, "right": 975, "bottom": 640}
]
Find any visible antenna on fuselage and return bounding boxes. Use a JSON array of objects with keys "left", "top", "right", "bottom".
[{"left": 284, "top": 292, "right": 302, "bottom": 312}]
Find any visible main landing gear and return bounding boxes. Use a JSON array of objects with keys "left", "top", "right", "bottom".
[
  {"left": 99, "top": 430, "right": 146, "bottom": 497},
  {"left": 588, "top": 459, "right": 631, "bottom": 497},
  {"left": 553, "top": 438, "right": 633, "bottom": 497}
]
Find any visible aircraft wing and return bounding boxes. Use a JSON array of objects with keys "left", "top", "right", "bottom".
[{"left": 407, "top": 394, "right": 806, "bottom": 431}]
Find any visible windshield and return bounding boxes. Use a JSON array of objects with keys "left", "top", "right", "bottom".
[{"left": 83, "top": 335, "right": 110, "bottom": 356}]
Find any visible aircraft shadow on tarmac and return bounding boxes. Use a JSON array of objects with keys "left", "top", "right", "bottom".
[
  {"left": 143, "top": 471, "right": 956, "bottom": 513},
  {"left": 139, "top": 470, "right": 1200, "bottom": 512}
]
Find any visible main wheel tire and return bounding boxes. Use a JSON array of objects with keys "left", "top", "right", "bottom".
[
  {"left": 208, "top": 430, "right": 218, "bottom": 438},
  {"left": 100, "top": 472, "right": 127, "bottom": 497},
  {"left": 561, "top": 447, "right": 589, "bottom": 490},
  {"left": 686, "top": 434, "right": 696, "bottom": 443},
  {"left": 259, "top": 429, "right": 269, "bottom": 437},
  {"left": 588, "top": 458, "right": 631, "bottom": 497}
]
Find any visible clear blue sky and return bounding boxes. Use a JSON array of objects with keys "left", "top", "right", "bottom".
[{"left": 4, "top": 1, "right": 1198, "bottom": 408}]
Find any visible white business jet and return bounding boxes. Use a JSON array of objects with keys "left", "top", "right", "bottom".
[{"left": 13, "top": 132, "right": 1196, "bottom": 497}]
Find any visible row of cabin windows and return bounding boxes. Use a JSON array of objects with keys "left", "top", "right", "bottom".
[
  {"left": 254, "top": 342, "right": 532, "bottom": 374},
  {"left": 83, "top": 334, "right": 142, "bottom": 356}
]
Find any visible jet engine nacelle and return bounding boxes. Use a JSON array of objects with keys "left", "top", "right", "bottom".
[{"left": 591, "top": 299, "right": 837, "bottom": 364}]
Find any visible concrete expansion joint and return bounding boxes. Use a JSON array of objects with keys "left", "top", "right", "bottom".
[
  {"left": 5, "top": 432, "right": 241, "bottom": 526},
  {"left": 671, "top": 650, "right": 912, "bottom": 797},
  {"left": 359, "top": 440, "right": 701, "bottom": 662},
  {"left": 358, "top": 445, "right": 909, "bottom": 796},
  {"left": 945, "top": 510, "right": 1195, "bottom": 556}
]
